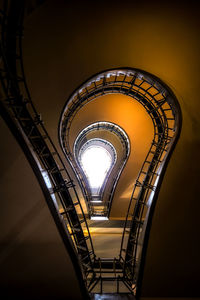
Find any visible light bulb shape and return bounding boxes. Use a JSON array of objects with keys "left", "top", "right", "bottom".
[{"left": 81, "top": 146, "right": 112, "bottom": 191}]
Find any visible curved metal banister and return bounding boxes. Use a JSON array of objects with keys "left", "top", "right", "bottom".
[
  {"left": 16, "top": 7, "right": 95, "bottom": 264},
  {"left": 0, "top": 99, "right": 90, "bottom": 300},
  {"left": 1, "top": 1, "right": 182, "bottom": 295},
  {"left": 59, "top": 68, "right": 182, "bottom": 295},
  {"left": 73, "top": 121, "right": 130, "bottom": 218},
  {"left": 135, "top": 98, "right": 182, "bottom": 299}
]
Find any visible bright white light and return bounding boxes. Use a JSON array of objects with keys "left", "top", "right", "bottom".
[
  {"left": 90, "top": 200, "right": 102, "bottom": 203},
  {"left": 81, "top": 146, "right": 112, "bottom": 189},
  {"left": 90, "top": 216, "right": 109, "bottom": 221}
]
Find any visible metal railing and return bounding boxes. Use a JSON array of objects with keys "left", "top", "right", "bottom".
[
  {"left": 59, "top": 68, "right": 182, "bottom": 296},
  {"left": 73, "top": 121, "right": 130, "bottom": 218},
  {"left": 0, "top": 1, "right": 182, "bottom": 296}
]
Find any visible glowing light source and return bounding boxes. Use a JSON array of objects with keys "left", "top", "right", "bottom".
[
  {"left": 81, "top": 146, "right": 112, "bottom": 191},
  {"left": 90, "top": 216, "right": 109, "bottom": 221}
]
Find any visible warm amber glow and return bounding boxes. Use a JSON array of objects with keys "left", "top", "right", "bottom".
[{"left": 69, "top": 93, "right": 154, "bottom": 218}]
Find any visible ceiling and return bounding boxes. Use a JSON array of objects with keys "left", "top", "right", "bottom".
[{"left": 1, "top": 0, "right": 200, "bottom": 298}]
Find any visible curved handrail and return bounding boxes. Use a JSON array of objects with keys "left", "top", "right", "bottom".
[
  {"left": 17, "top": 4, "right": 95, "bottom": 261},
  {"left": 59, "top": 68, "right": 182, "bottom": 295},
  {"left": 73, "top": 121, "right": 130, "bottom": 217},
  {"left": 1, "top": 2, "right": 182, "bottom": 295},
  {"left": 0, "top": 99, "right": 90, "bottom": 300}
]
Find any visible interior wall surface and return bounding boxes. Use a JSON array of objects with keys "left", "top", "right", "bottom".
[
  {"left": 0, "top": 118, "right": 84, "bottom": 300},
  {"left": 1, "top": 0, "right": 200, "bottom": 298}
]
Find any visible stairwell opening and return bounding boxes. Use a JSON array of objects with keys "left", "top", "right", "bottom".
[{"left": 59, "top": 68, "right": 182, "bottom": 296}]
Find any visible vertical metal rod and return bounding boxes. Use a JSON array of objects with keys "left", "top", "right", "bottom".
[
  {"left": 99, "top": 258, "right": 102, "bottom": 294},
  {"left": 117, "top": 275, "right": 120, "bottom": 293}
]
